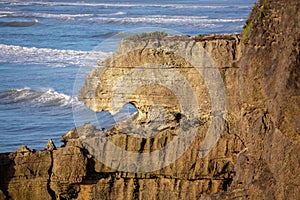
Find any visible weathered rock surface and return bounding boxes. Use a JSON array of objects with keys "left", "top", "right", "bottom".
[
  {"left": 0, "top": 0, "right": 299, "bottom": 199},
  {"left": 0, "top": 146, "right": 53, "bottom": 200},
  {"left": 223, "top": 0, "right": 300, "bottom": 199}
]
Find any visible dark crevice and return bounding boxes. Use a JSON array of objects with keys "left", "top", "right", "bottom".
[
  {"left": 46, "top": 150, "right": 56, "bottom": 200},
  {"left": 150, "top": 137, "right": 155, "bottom": 151},
  {"left": 133, "top": 178, "right": 140, "bottom": 200},
  {"left": 222, "top": 178, "right": 233, "bottom": 191},
  {"left": 175, "top": 113, "right": 182, "bottom": 123},
  {"left": 108, "top": 175, "right": 115, "bottom": 198},
  {"left": 139, "top": 138, "right": 147, "bottom": 153},
  {"left": 125, "top": 135, "right": 129, "bottom": 151},
  {"left": 0, "top": 153, "right": 15, "bottom": 200}
]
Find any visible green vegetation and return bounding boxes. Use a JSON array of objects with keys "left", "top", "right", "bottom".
[
  {"left": 242, "top": 0, "right": 268, "bottom": 43},
  {"left": 258, "top": 0, "right": 268, "bottom": 21},
  {"left": 252, "top": 2, "right": 257, "bottom": 11},
  {"left": 242, "top": 22, "right": 253, "bottom": 43},
  {"left": 258, "top": 5, "right": 265, "bottom": 21}
]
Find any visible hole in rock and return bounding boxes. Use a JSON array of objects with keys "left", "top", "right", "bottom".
[
  {"left": 95, "top": 111, "right": 115, "bottom": 131},
  {"left": 95, "top": 103, "right": 138, "bottom": 131},
  {"left": 175, "top": 113, "right": 182, "bottom": 123},
  {"left": 113, "top": 102, "right": 138, "bottom": 122}
]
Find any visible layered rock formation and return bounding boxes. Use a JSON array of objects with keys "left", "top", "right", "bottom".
[
  {"left": 221, "top": 0, "right": 300, "bottom": 199},
  {"left": 0, "top": 0, "right": 299, "bottom": 199}
]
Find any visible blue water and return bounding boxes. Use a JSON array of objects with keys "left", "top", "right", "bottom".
[{"left": 0, "top": 0, "right": 256, "bottom": 152}]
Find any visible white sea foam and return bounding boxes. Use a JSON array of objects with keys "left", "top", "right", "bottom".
[
  {"left": 0, "top": 11, "right": 16, "bottom": 17},
  {"left": 113, "top": 12, "right": 127, "bottom": 15},
  {"left": 0, "top": 87, "right": 83, "bottom": 107},
  {"left": 0, "top": 11, "right": 16, "bottom": 15},
  {"left": 26, "top": 13, "right": 94, "bottom": 20},
  {"left": 0, "top": 10, "right": 126, "bottom": 20},
  {"left": 33, "top": 88, "right": 78, "bottom": 107},
  {"left": 88, "top": 15, "right": 244, "bottom": 26},
  {"left": 18, "top": 12, "right": 126, "bottom": 20},
  {"left": 0, "top": 1, "right": 251, "bottom": 9},
  {"left": 0, "top": 44, "right": 109, "bottom": 67}
]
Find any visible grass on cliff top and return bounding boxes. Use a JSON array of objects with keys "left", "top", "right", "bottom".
[
  {"left": 242, "top": 22, "right": 253, "bottom": 43},
  {"left": 258, "top": 0, "right": 268, "bottom": 21},
  {"left": 242, "top": 0, "right": 268, "bottom": 43},
  {"left": 258, "top": 5, "right": 266, "bottom": 21}
]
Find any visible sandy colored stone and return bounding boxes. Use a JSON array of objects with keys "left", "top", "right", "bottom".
[{"left": 0, "top": 0, "right": 299, "bottom": 199}]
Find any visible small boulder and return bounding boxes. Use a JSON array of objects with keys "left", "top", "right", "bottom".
[
  {"left": 45, "top": 138, "right": 56, "bottom": 151},
  {"left": 61, "top": 128, "right": 78, "bottom": 144}
]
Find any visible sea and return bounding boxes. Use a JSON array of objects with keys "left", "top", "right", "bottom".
[{"left": 0, "top": 0, "right": 256, "bottom": 153}]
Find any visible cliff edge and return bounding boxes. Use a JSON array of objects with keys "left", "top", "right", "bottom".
[{"left": 0, "top": 0, "right": 299, "bottom": 199}]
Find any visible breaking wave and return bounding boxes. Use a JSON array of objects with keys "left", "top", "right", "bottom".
[
  {"left": 88, "top": 15, "right": 245, "bottom": 27},
  {"left": 8, "top": 12, "right": 126, "bottom": 21},
  {"left": 0, "top": 1, "right": 251, "bottom": 9},
  {"left": 0, "top": 44, "right": 108, "bottom": 67},
  {"left": 0, "top": 87, "right": 82, "bottom": 107}
]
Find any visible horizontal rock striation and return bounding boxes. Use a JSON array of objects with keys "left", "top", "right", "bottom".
[
  {"left": 0, "top": 0, "right": 299, "bottom": 199},
  {"left": 0, "top": 35, "right": 243, "bottom": 200}
]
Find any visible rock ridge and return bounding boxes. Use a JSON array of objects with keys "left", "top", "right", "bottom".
[{"left": 0, "top": 0, "right": 299, "bottom": 199}]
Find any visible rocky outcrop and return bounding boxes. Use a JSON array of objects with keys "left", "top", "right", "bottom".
[
  {"left": 0, "top": 0, "right": 299, "bottom": 199},
  {"left": 0, "top": 35, "right": 243, "bottom": 200},
  {"left": 0, "top": 146, "right": 53, "bottom": 200},
  {"left": 222, "top": 0, "right": 300, "bottom": 199}
]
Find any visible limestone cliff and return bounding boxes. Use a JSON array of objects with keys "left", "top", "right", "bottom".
[{"left": 0, "top": 0, "right": 299, "bottom": 199}]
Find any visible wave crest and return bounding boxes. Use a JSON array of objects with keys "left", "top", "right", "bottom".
[
  {"left": 0, "top": 1, "right": 251, "bottom": 9},
  {"left": 0, "top": 44, "right": 108, "bottom": 67},
  {"left": 88, "top": 15, "right": 244, "bottom": 27},
  {"left": 0, "top": 87, "right": 82, "bottom": 107}
]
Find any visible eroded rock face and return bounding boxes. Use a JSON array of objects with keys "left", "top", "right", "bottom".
[
  {"left": 0, "top": 35, "right": 242, "bottom": 199},
  {"left": 0, "top": 0, "right": 299, "bottom": 199},
  {"left": 225, "top": 0, "right": 300, "bottom": 199},
  {"left": 0, "top": 146, "right": 53, "bottom": 200}
]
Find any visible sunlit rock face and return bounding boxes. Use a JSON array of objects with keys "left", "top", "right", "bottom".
[{"left": 1, "top": 0, "right": 299, "bottom": 198}]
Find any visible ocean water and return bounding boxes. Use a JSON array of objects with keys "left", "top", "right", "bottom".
[{"left": 0, "top": 0, "right": 256, "bottom": 152}]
